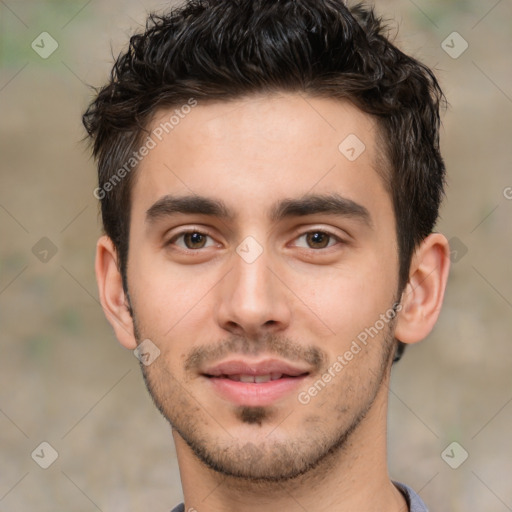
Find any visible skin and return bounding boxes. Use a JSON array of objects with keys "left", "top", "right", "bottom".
[{"left": 96, "top": 93, "right": 450, "bottom": 511}]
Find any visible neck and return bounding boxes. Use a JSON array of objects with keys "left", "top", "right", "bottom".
[{"left": 173, "top": 379, "right": 407, "bottom": 512}]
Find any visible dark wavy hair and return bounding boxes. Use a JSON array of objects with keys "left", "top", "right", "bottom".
[{"left": 83, "top": 0, "right": 446, "bottom": 361}]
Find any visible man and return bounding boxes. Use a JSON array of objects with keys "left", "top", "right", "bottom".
[{"left": 83, "top": 0, "right": 450, "bottom": 510}]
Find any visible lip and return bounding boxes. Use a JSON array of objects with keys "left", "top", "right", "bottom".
[
  {"left": 202, "top": 358, "right": 310, "bottom": 407},
  {"left": 203, "top": 358, "right": 310, "bottom": 377}
]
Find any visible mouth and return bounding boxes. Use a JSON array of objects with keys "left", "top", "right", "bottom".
[
  {"left": 201, "top": 359, "right": 310, "bottom": 407},
  {"left": 211, "top": 373, "right": 295, "bottom": 383}
]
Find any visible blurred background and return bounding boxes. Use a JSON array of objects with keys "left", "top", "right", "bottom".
[{"left": 1, "top": 0, "right": 511, "bottom": 510}]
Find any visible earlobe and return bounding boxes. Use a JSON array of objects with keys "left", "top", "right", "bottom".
[
  {"left": 394, "top": 233, "right": 450, "bottom": 345},
  {"left": 95, "top": 235, "right": 137, "bottom": 349}
]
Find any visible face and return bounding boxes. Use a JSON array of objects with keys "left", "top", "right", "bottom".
[{"left": 126, "top": 93, "right": 401, "bottom": 480}]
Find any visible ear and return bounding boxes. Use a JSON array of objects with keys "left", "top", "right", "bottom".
[
  {"left": 95, "top": 235, "right": 137, "bottom": 349},
  {"left": 394, "top": 233, "right": 450, "bottom": 345}
]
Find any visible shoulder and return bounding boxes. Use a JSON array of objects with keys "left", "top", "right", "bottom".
[{"left": 393, "top": 481, "right": 429, "bottom": 512}]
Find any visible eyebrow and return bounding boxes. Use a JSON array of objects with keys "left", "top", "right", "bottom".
[
  {"left": 145, "top": 193, "right": 372, "bottom": 227},
  {"left": 269, "top": 193, "right": 372, "bottom": 226}
]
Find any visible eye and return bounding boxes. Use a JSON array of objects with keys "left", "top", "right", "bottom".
[
  {"left": 168, "top": 230, "right": 217, "bottom": 250},
  {"left": 293, "top": 230, "right": 341, "bottom": 250}
]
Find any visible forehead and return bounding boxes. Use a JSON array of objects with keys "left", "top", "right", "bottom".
[{"left": 131, "top": 93, "right": 390, "bottom": 223}]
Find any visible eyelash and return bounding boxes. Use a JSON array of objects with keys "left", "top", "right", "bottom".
[{"left": 166, "top": 229, "right": 344, "bottom": 252}]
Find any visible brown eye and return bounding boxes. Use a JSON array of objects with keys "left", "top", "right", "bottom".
[
  {"left": 169, "top": 230, "right": 216, "bottom": 250},
  {"left": 294, "top": 231, "right": 339, "bottom": 250},
  {"left": 305, "top": 231, "right": 331, "bottom": 249},
  {"left": 183, "top": 232, "right": 207, "bottom": 249}
]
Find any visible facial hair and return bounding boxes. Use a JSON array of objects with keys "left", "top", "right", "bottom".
[{"left": 132, "top": 311, "right": 398, "bottom": 482}]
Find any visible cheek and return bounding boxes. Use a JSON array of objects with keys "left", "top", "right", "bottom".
[
  {"left": 290, "top": 260, "right": 397, "bottom": 347},
  {"left": 128, "top": 254, "right": 222, "bottom": 359}
]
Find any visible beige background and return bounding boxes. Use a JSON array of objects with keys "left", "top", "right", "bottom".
[{"left": 1, "top": 0, "right": 511, "bottom": 510}]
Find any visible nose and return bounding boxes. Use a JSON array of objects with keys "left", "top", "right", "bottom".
[{"left": 215, "top": 247, "right": 291, "bottom": 339}]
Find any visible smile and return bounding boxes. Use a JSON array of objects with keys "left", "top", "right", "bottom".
[{"left": 201, "top": 358, "right": 310, "bottom": 406}]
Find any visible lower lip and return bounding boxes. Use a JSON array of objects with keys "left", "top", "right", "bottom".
[{"left": 206, "top": 376, "right": 307, "bottom": 407}]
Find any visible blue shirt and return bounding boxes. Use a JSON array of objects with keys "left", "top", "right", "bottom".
[{"left": 170, "top": 481, "right": 429, "bottom": 511}]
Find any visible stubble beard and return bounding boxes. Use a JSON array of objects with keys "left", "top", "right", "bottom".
[{"left": 133, "top": 315, "right": 397, "bottom": 483}]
